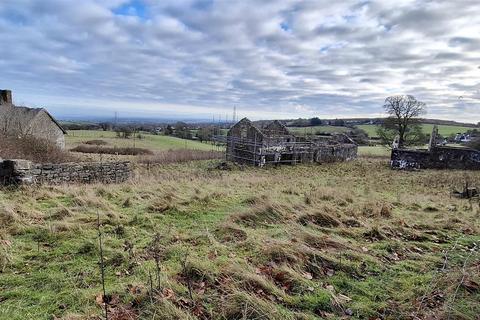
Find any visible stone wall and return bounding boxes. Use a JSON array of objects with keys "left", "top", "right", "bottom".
[
  {"left": 391, "top": 147, "right": 480, "bottom": 170},
  {"left": 315, "top": 144, "right": 358, "bottom": 163},
  {"left": 0, "top": 159, "right": 132, "bottom": 185},
  {"left": 28, "top": 110, "right": 66, "bottom": 149}
]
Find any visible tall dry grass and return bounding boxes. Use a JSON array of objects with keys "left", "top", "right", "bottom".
[
  {"left": 138, "top": 149, "right": 223, "bottom": 165},
  {"left": 70, "top": 145, "right": 153, "bottom": 155},
  {"left": 0, "top": 134, "right": 74, "bottom": 163}
]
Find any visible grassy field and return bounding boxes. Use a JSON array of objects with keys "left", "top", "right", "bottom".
[
  {"left": 1, "top": 157, "right": 479, "bottom": 319},
  {"left": 289, "top": 126, "right": 352, "bottom": 135},
  {"left": 289, "top": 123, "right": 475, "bottom": 139},
  {"left": 66, "top": 130, "right": 217, "bottom": 152},
  {"left": 358, "top": 146, "right": 391, "bottom": 157},
  {"left": 357, "top": 124, "right": 474, "bottom": 138}
]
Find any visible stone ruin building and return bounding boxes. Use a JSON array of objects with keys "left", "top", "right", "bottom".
[
  {"left": 0, "top": 89, "right": 66, "bottom": 148},
  {"left": 226, "top": 118, "right": 357, "bottom": 166},
  {"left": 0, "top": 89, "right": 133, "bottom": 185},
  {"left": 391, "top": 125, "right": 480, "bottom": 170}
]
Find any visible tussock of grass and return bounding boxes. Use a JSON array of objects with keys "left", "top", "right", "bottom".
[
  {"left": 142, "top": 298, "right": 194, "bottom": 320},
  {"left": 49, "top": 207, "right": 73, "bottom": 220},
  {"left": 147, "top": 200, "right": 176, "bottom": 213},
  {"left": 342, "top": 217, "right": 363, "bottom": 228},
  {"left": 360, "top": 201, "right": 393, "bottom": 218},
  {"left": 0, "top": 203, "right": 20, "bottom": 226},
  {"left": 261, "top": 239, "right": 303, "bottom": 265},
  {"left": 301, "top": 231, "right": 348, "bottom": 251},
  {"left": 213, "top": 224, "right": 247, "bottom": 243},
  {"left": 233, "top": 200, "right": 293, "bottom": 227},
  {"left": 221, "top": 291, "right": 292, "bottom": 320},
  {"left": 298, "top": 210, "right": 342, "bottom": 228}
]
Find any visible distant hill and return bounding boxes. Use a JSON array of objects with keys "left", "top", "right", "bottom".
[{"left": 283, "top": 117, "right": 478, "bottom": 128}]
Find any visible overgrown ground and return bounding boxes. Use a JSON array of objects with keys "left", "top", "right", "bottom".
[{"left": 0, "top": 157, "right": 479, "bottom": 319}]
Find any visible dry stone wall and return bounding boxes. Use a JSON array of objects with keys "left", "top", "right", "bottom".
[{"left": 0, "top": 159, "right": 131, "bottom": 185}]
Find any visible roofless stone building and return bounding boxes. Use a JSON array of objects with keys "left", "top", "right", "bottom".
[
  {"left": 226, "top": 118, "right": 357, "bottom": 166},
  {"left": 391, "top": 125, "right": 480, "bottom": 170},
  {"left": 0, "top": 90, "right": 66, "bottom": 148}
]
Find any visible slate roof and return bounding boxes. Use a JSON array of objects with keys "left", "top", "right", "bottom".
[{"left": 0, "top": 103, "right": 66, "bottom": 134}]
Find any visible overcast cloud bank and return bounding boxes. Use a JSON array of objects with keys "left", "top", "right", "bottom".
[{"left": 0, "top": 0, "right": 479, "bottom": 122}]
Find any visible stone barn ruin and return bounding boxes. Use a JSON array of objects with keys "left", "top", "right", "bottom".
[
  {"left": 391, "top": 125, "right": 480, "bottom": 170},
  {"left": 0, "top": 89, "right": 66, "bottom": 148},
  {"left": 226, "top": 118, "right": 357, "bottom": 166}
]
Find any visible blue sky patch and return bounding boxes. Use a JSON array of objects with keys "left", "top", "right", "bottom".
[
  {"left": 113, "top": 0, "right": 147, "bottom": 19},
  {"left": 280, "top": 22, "right": 291, "bottom": 32}
]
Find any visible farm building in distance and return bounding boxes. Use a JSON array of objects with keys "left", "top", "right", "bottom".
[
  {"left": 391, "top": 125, "right": 480, "bottom": 170},
  {"left": 0, "top": 90, "right": 66, "bottom": 148},
  {"left": 226, "top": 118, "right": 357, "bottom": 166}
]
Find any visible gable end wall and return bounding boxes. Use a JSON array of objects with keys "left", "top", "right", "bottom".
[{"left": 28, "top": 111, "right": 66, "bottom": 149}]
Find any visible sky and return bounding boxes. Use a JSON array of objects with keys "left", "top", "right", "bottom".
[{"left": 0, "top": 0, "right": 479, "bottom": 122}]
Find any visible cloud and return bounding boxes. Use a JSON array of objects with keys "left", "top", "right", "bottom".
[{"left": 0, "top": 0, "right": 479, "bottom": 122}]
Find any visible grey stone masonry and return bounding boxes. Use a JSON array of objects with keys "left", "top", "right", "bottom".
[
  {"left": 391, "top": 147, "right": 480, "bottom": 170},
  {"left": 0, "top": 159, "right": 132, "bottom": 185}
]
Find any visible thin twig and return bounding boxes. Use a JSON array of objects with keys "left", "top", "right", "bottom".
[
  {"left": 97, "top": 210, "right": 108, "bottom": 320},
  {"left": 181, "top": 251, "right": 193, "bottom": 301},
  {"left": 148, "top": 269, "right": 154, "bottom": 303}
]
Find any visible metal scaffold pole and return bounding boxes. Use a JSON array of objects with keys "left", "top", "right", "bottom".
[{"left": 253, "top": 132, "right": 257, "bottom": 166}]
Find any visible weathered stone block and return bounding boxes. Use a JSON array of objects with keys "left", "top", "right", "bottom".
[{"left": 11, "top": 159, "right": 33, "bottom": 170}]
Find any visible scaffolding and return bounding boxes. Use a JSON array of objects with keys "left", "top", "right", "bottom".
[
  {"left": 225, "top": 135, "right": 357, "bottom": 167},
  {"left": 222, "top": 118, "right": 358, "bottom": 167}
]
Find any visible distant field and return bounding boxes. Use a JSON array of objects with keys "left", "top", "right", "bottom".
[
  {"left": 289, "top": 125, "right": 352, "bottom": 135},
  {"left": 358, "top": 145, "right": 390, "bottom": 157},
  {"left": 66, "top": 130, "right": 217, "bottom": 152},
  {"left": 357, "top": 124, "right": 474, "bottom": 138},
  {"left": 290, "top": 123, "right": 475, "bottom": 138}
]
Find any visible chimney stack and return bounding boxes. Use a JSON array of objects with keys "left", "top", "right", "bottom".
[{"left": 0, "top": 90, "right": 12, "bottom": 105}]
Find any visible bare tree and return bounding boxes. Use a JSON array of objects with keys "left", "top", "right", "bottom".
[{"left": 377, "top": 95, "right": 427, "bottom": 148}]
